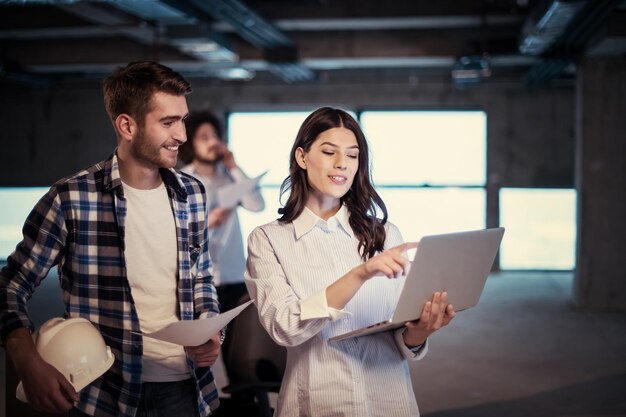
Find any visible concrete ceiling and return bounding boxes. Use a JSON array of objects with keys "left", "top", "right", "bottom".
[{"left": 0, "top": 0, "right": 625, "bottom": 87}]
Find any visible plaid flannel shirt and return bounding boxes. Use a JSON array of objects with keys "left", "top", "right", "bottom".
[{"left": 0, "top": 152, "right": 220, "bottom": 417}]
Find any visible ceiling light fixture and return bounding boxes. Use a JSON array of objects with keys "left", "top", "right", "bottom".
[{"left": 451, "top": 55, "right": 492, "bottom": 87}]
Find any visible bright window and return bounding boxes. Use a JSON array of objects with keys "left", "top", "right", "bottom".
[
  {"left": 377, "top": 187, "right": 486, "bottom": 241},
  {"left": 228, "top": 112, "right": 313, "bottom": 187},
  {"left": 499, "top": 188, "right": 576, "bottom": 270},
  {"left": 0, "top": 187, "right": 49, "bottom": 260},
  {"left": 360, "top": 111, "right": 486, "bottom": 186},
  {"left": 362, "top": 111, "right": 487, "bottom": 238},
  {"left": 229, "top": 110, "right": 488, "bottom": 254},
  {"left": 229, "top": 112, "right": 312, "bottom": 252}
]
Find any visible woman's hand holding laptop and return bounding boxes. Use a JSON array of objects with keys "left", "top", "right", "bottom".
[
  {"left": 329, "top": 228, "right": 503, "bottom": 343},
  {"left": 403, "top": 291, "right": 456, "bottom": 348}
]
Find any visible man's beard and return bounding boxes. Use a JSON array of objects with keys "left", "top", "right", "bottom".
[
  {"left": 195, "top": 148, "right": 222, "bottom": 165},
  {"left": 130, "top": 129, "right": 175, "bottom": 169},
  {"left": 195, "top": 155, "right": 220, "bottom": 165}
]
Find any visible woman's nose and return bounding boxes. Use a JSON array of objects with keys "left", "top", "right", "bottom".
[{"left": 334, "top": 156, "right": 347, "bottom": 170}]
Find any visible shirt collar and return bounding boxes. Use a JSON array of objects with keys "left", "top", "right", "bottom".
[
  {"left": 293, "top": 204, "right": 353, "bottom": 240},
  {"left": 103, "top": 149, "right": 187, "bottom": 200}
]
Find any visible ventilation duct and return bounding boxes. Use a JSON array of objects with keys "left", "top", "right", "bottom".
[
  {"left": 519, "top": 0, "right": 586, "bottom": 55},
  {"left": 173, "top": 0, "right": 316, "bottom": 82},
  {"left": 523, "top": 0, "right": 622, "bottom": 85}
]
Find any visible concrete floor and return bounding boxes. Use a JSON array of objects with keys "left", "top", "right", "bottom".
[
  {"left": 2, "top": 271, "right": 626, "bottom": 417},
  {"left": 411, "top": 272, "right": 626, "bottom": 417}
]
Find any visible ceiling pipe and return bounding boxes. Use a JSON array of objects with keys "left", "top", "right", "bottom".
[
  {"left": 163, "top": 0, "right": 315, "bottom": 82},
  {"left": 519, "top": 0, "right": 586, "bottom": 56},
  {"left": 523, "top": 0, "right": 623, "bottom": 85}
]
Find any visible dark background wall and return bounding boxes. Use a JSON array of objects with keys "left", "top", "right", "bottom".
[{"left": 0, "top": 79, "right": 575, "bottom": 189}]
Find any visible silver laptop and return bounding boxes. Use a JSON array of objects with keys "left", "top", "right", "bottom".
[{"left": 329, "top": 227, "right": 505, "bottom": 342}]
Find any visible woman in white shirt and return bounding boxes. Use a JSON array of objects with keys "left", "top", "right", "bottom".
[{"left": 244, "top": 107, "right": 455, "bottom": 417}]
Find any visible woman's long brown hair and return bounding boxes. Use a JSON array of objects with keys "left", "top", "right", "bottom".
[{"left": 278, "top": 107, "right": 387, "bottom": 261}]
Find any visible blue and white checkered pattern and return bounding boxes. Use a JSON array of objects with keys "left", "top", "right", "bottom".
[{"left": 0, "top": 151, "right": 220, "bottom": 417}]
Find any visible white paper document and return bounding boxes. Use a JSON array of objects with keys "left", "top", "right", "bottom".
[
  {"left": 143, "top": 300, "right": 253, "bottom": 346},
  {"left": 217, "top": 171, "right": 267, "bottom": 209}
]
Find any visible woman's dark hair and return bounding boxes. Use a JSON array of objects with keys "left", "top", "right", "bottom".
[
  {"left": 178, "top": 110, "right": 225, "bottom": 165},
  {"left": 278, "top": 107, "right": 387, "bottom": 260}
]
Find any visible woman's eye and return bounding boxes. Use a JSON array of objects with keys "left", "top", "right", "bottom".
[
  {"left": 322, "top": 151, "right": 334, "bottom": 156},
  {"left": 348, "top": 154, "right": 358, "bottom": 159}
]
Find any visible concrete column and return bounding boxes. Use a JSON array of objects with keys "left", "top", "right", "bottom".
[{"left": 574, "top": 58, "right": 626, "bottom": 310}]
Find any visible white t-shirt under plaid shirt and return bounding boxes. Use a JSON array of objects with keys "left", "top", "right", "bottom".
[{"left": 0, "top": 152, "right": 220, "bottom": 417}]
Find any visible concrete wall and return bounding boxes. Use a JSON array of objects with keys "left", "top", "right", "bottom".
[
  {"left": 574, "top": 58, "right": 626, "bottom": 310},
  {"left": 0, "top": 77, "right": 575, "bottom": 190},
  {"left": 0, "top": 84, "right": 115, "bottom": 186}
]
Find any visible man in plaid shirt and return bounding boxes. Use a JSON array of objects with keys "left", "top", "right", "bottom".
[{"left": 0, "top": 61, "right": 222, "bottom": 417}]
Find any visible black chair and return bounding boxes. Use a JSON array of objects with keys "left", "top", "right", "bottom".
[{"left": 220, "top": 294, "right": 287, "bottom": 417}]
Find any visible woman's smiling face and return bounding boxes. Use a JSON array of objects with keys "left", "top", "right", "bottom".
[{"left": 296, "top": 126, "right": 360, "bottom": 209}]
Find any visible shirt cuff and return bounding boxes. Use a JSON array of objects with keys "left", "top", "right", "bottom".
[
  {"left": 394, "top": 327, "right": 429, "bottom": 361},
  {"left": 300, "top": 288, "right": 351, "bottom": 321}
]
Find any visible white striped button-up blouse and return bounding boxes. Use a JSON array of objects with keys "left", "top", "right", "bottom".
[{"left": 245, "top": 205, "right": 428, "bottom": 417}]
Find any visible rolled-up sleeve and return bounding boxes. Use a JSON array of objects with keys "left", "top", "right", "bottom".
[
  {"left": 0, "top": 189, "right": 67, "bottom": 344},
  {"left": 245, "top": 227, "right": 340, "bottom": 347},
  {"left": 300, "top": 288, "right": 351, "bottom": 321}
]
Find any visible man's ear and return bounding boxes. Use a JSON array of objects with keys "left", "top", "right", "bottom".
[
  {"left": 115, "top": 114, "right": 136, "bottom": 142},
  {"left": 295, "top": 147, "right": 306, "bottom": 170}
]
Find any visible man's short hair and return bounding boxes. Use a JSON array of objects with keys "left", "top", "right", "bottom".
[{"left": 103, "top": 61, "right": 192, "bottom": 126}]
